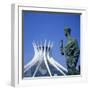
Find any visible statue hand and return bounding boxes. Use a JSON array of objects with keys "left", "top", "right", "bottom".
[
  {"left": 60, "top": 40, "right": 63, "bottom": 48},
  {"left": 60, "top": 40, "right": 64, "bottom": 55}
]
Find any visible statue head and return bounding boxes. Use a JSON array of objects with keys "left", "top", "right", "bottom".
[{"left": 64, "top": 27, "right": 71, "bottom": 37}]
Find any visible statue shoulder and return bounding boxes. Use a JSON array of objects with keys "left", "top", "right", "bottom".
[
  {"left": 64, "top": 38, "right": 74, "bottom": 48},
  {"left": 64, "top": 38, "right": 78, "bottom": 54},
  {"left": 73, "top": 38, "right": 78, "bottom": 42}
]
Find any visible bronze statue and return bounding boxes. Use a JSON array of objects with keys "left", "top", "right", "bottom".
[{"left": 60, "top": 27, "right": 80, "bottom": 75}]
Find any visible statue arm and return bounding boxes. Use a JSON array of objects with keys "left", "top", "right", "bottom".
[
  {"left": 60, "top": 40, "right": 64, "bottom": 55},
  {"left": 74, "top": 39, "right": 80, "bottom": 57},
  {"left": 60, "top": 48, "right": 64, "bottom": 55}
]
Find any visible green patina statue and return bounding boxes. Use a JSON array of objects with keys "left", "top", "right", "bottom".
[{"left": 60, "top": 27, "right": 80, "bottom": 75}]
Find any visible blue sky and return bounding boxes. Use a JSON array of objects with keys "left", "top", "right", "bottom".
[{"left": 23, "top": 11, "right": 80, "bottom": 68}]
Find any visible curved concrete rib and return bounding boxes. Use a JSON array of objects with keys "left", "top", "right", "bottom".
[
  {"left": 44, "top": 40, "right": 52, "bottom": 76},
  {"left": 50, "top": 58, "right": 68, "bottom": 72},
  {"left": 24, "top": 41, "right": 42, "bottom": 73},
  {"left": 32, "top": 59, "right": 43, "bottom": 77},
  {"left": 24, "top": 55, "right": 37, "bottom": 69},
  {"left": 24, "top": 57, "right": 39, "bottom": 73},
  {"left": 44, "top": 56, "right": 52, "bottom": 76},
  {"left": 24, "top": 42, "right": 39, "bottom": 69},
  {"left": 24, "top": 40, "right": 67, "bottom": 76},
  {"left": 47, "top": 53, "right": 66, "bottom": 75}
]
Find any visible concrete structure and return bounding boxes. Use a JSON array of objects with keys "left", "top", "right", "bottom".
[{"left": 24, "top": 40, "right": 68, "bottom": 77}]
